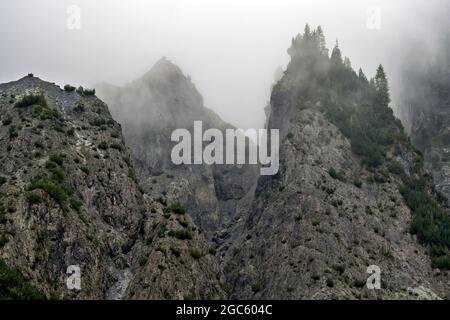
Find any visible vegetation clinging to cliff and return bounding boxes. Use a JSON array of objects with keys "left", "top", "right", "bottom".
[{"left": 281, "top": 24, "right": 450, "bottom": 269}]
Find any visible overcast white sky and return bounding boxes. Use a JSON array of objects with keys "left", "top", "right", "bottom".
[{"left": 0, "top": 0, "right": 448, "bottom": 128}]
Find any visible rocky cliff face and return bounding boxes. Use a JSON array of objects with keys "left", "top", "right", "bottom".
[
  {"left": 0, "top": 75, "right": 224, "bottom": 299},
  {"left": 223, "top": 29, "right": 450, "bottom": 299},
  {"left": 125, "top": 196, "right": 225, "bottom": 300},
  {"left": 225, "top": 109, "right": 447, "bottom": 299},
  {"left": 97, "top": 58, "right": 259, "bottom": 248}
]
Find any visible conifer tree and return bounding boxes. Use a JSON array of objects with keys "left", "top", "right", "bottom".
[
  {"left": 374, "top": 65, "right": 391, "bottom": 107},
  {"left": 316, "top": 25, "right": 328, "bottom": 55},
  {"left": 304, "top": 24, "right": 311, "bottom": 39},
  {"left": 331, "top": 40, "right": 343, "bottom": 64},
  {"left": 358, "top": 68, "right": 368, "bottom": 83},
  {"left": 344, "top": 57, "right": 352, "bottom": 69}
]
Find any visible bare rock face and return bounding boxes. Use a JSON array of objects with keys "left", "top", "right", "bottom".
[
  {"left": 225, "top": 108, "right": 448, "bottom": 299},
  {"left": 0, "top": 76, "right": 144, "bottom": 298},
  {"left": 410, "top": 112, "right": 450, "bottom": 206},
  {"left": 0, "top": 75, "right": 224, "bottom": 300},
  {"left": 126, "top": 197, "right": 225, "bottom": 300},
  {"left": 97, "top": 58, "right": 259, "bottom": 245}
]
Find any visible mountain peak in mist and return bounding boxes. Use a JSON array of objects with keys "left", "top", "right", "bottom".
[
  {"left": 97, "top": 58, "right": 227, "bottom": 129},
  {"left": 140, "top": 57, "right": 186, "bottom": 83}
]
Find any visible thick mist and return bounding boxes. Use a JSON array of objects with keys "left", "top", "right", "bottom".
[{"left": 0, "top": 0, "right": 449, "bottom": 129}]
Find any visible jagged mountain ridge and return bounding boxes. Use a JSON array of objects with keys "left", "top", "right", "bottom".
[
  {"left": 97, "top": 58, "right": 259, "bottom": 250},
  {"left": 1, "top": 26, "right": 450, "bottom": 300}
]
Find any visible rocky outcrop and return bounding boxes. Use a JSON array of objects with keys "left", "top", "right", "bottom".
[
  {"left": 126, "top": 197, "right": 225, "bottom": 300},
  {"left": 223, "top": 29, "right": 450, "bottom": 300},
  {"left": 0, "top": 75, "right": 224, "bottom": 299},
  {"left": 225, "top": 108, "right": 448, "bottom": 299}
]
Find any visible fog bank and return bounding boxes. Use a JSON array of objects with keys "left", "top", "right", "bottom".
[{"left": 0, "top": 0, "right": 449, "bottom": 129}]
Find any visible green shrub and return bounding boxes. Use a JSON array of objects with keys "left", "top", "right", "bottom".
[
  {"left": 83, "top": 88, "right": 96, "bottom": 96},
  {"left": 431, "top": 255, "right": 450, "bottom": 269},
  {"left": 170, "top": 246, "right": 181, "bottom": 257},
  {"left": 139, "top": 257, "right": 148, "bottom": 266},
  {"left": 49, "top": 154, "right": 64, "bottom": 166},
  {"left": 400, "top": 178, "right": 450, "bottom": 270},
  {"left": 208, "top": 247, "right": 217, "bottom": 255},
  {"left": 29, "top": 175, "right": 70, "bottom": 208},
  {"left": 168, "top": 203, "right": 186, "bottom": 215},
  {"left": 251, "top": 282, "right": 261, "bottom": 293},
  {"left": 168, "top": 229, "right": 192, "bottom": 240},
  {"left": 178, "top": 220, "right": 189, "bottom": 228},
  {"left": 69, "top": 198, "right": 83, "bottom": 213},
  {"left": 73, "top": 104, "right": 85, "bottom": 113},
  {"left": 387, "top": 161, "right": 404, "bottom": 175},
  {"left": 38, "top": 107, "right": 62, "bottom": 121},
  {"left": 157, "top": 224, "right": 167, "bottom": 238},
  {"left": 190, "top": 249, "right": 203, "bottom": 259},
  {"left": 353, "top": 178, "right": 362, "bottom": 188},
  {"left": 14, "top": 94, "right": 47, "bottom": 108},
  {"left": 66, "top": 128, "right": 75, "bottom": 137},
  {"left": 373, "top": 173, "right": 388, "bottom": 184},
  {"left": 0, "top": 177, "right": 7, "bottom": 186},
  {"left": 26, "top": 192, "right": 43, "bottom": 205},
  {"left": 2, "top": 116, "right": 12, "bottom": 126},
  {"left": 333, "top": 264, "right": 346, "bottom": 274},
  {"left": 328, "top": 168, "right": 338, "bottom": 179},
  {"left": 143, "top": 236, "right": 153, "bottom": 246},
  {"left": 98, "top": 141, "right": 109, "bottom": 150},
  {"left": 0, "top": 234, "right": 8, "bottom": 247},
  {"left": 52, "top": 123, "right": 64, "bottom": 133},
  {"left": 155, "top": 246, "right": 166, "bottom": 253},
  {"left": 90, "top": 118, "right": 106, "bottom": 127},
  {"left": 156, "top": 197, "right": 167, "bottom": 206},
  {"left": 353, "top": 278, "right": 366, "bottom": 288},
  {"left": 8, "top": 126, "right": 18, "bottom": 139},
  {"left": 64, "top": 85, "right": 75, "bottom": 92},
  {"left": 80, "top": 166, "right": 90, "bottom": 175},
  {"left": 0, "top": 258, "right": 46, "bottom": 300},
  {"left": 34, "top": 141, "right": 44, "bottom": 149},
  {"left": 128, "top": 168, "right": 137, "bottom": 183},
  {"left": 328, "top": 168, "right": 346, "bottom": 182},
  {"left": 110, "top": 143, "right": 123, "bottom": 151},
  {"left": 0, "top": 212, "right": 6, "bottom": 225},
  {"left": 326, "top": 278, "right": 334, "bottom": 288},
  {"left": 45, "top": 161, "right": 64, "bottom": 183}
]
